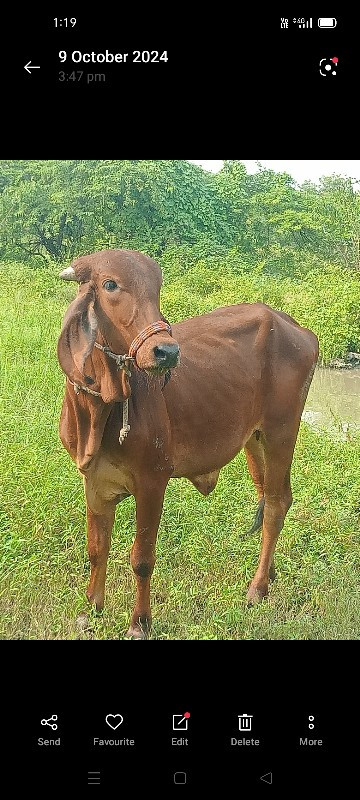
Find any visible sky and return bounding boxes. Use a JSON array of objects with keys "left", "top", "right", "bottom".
[{"left": 188, "top": 160, "right": 360, "bottom": 185}]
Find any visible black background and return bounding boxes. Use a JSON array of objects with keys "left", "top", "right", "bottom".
[
  {"left": 5, "top": 9, "right": 359, "bottom": 152},
  {"left": 8, "top": 650, "right": 354, "bottom": 791},
  {"left": 3, "top": 7, "right": 359, "bottom": 794}
]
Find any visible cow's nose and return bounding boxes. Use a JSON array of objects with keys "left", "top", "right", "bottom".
[{"left": 153, "top": 343, "right": 180, "bottom": 368}]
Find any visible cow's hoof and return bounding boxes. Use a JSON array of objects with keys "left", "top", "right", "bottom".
[
  {"left": 86, "top": 590, "right": 104, "bottom": 612},
  {"left": 246, "top": 583, "right": 268, "bottom": 606},
  {"left": 125, "top": 618, "right": 150, "bottom": 640},
  {"left": 125, "top": 625, "right": 148, "bottom": 640},
  {"left": 75, "top": 611, "right": 91, "bottom": 632}
]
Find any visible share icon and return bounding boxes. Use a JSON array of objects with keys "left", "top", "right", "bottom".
[{"left": 41, "top": 714, "right": 58, "bottom": 731}]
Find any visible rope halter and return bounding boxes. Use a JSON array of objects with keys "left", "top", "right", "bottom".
[
  {"left": 68, "top": 319, "right": 172, "bottom": 445},
  {"left": 128, "top": 320, "right": 172, "bottom": 360}
]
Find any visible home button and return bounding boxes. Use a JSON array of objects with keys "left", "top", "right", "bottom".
[{"left": 174, "top": 772, "right": 187, "bottom": 784}]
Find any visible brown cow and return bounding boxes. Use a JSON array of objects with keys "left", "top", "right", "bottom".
[{"left": 57, "top": 249, "right": 318, "bottom": 639}]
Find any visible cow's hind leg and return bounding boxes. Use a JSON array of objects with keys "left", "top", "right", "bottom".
[
  {"left": 244, "top": 433, "right": 275, "bottom": 580},
  {"left": 244, "top": 432, "right": 265, "bottom": 503},
  {"left": 246, "top": 428, "right": 295, "bottom": 605},
  {"left": 125, "top": 480, "right": 167, "bottom": 640}
]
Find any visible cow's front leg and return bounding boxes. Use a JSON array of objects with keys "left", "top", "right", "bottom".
[
  {"left": 126, "top": 481, "right": 167, "bottom": 640},
  {"left": 86, "top": 503, "right": 115, "bottom": 611}
]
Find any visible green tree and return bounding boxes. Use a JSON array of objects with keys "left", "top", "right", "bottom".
[
  {"left": 300, "top": 175, "right": 360, "bottom": 270},
  {"left": 0, "top": 160, "right": 234, "bottom": 264},
  {"left": 0, "top": 160, "right": 97, "bottom": 262}
]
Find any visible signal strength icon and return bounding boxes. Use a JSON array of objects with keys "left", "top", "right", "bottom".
[{"left": 294, "top": 18, "right": 312, "bottom": 29}]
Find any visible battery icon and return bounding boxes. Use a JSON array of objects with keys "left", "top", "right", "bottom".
[{"left": 318, "top": 18, "right": 337, "bottom": 28}]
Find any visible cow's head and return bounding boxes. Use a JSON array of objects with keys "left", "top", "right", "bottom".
[{"left": 57, "top": 249, "right": 180, "bottom": 402}]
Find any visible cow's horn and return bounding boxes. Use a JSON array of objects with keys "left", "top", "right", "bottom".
[{"left": 59, "top": 266, "right": 77, "bottom": 281}]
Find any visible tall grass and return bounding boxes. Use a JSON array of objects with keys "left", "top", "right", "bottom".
[{"left": 0, "top": 264, "right": 359, "bottom": 639}]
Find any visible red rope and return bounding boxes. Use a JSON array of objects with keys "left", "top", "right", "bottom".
[{"left": 128, "top": 320, "right": 172, "bottom": 361}]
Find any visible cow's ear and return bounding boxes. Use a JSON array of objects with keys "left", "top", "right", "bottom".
[{"left": 57, "top": 283, "right": 98, "bottom": 382}]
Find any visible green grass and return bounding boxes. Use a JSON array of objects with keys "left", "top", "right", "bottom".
[{"left": 1, "top": 264, "right": 359, "bottom": 640}]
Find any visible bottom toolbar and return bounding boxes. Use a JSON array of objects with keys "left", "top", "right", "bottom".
[{"left": 12, "top": 703, "right": 349, "bottom": 791}]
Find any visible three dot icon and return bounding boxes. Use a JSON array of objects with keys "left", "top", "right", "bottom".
[{"left": 308, "top": 715, "right": 315, "bottom": 730}]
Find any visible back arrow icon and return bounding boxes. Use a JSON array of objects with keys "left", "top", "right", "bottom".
[
  {"left": 260, "top": 772, "right": 273, "bottom": 785},
  {"left": 24, "top": 61, "right": 41, "bottom": 74}
]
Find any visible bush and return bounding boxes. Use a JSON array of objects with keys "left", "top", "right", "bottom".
[
  {"left": 161, "top": 257, "right": 360, "bottom": 363},
  {"left": 3, "top": 255, "right": 357, "bottom": 366},
  {"left": 281, "top": 265, "right": 360, "bottom": 363}
]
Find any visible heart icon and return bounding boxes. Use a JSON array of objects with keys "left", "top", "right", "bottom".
[{"left": 105, "top": 714, "right": 123, "bottom": 730}]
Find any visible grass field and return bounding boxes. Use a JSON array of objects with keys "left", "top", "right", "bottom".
[{"left": 1, "top": 265, "right": 359, "bottom": 640}]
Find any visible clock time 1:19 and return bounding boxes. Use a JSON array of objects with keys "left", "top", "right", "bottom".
[{"left": 54, "top": 18, "right": 77, "bottom": 27}]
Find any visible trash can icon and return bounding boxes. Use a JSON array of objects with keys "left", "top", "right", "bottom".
[{"left": 238, "top": 714, "right": 253, "bottom": 732}]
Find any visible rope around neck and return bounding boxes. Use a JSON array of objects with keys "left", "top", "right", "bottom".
[
  {"left": 69, "top": 380, "right": 101, "bottom": 397},
  {"left": 67, "top": 319, "right": 172, "bottom": 446},
  {"left": 68, "top": 379, "right": 130, "bottom": 444}
]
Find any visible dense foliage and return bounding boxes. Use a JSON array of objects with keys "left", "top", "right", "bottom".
[{"left": 1, "top": 159, "right": 359, "bottom": 361}]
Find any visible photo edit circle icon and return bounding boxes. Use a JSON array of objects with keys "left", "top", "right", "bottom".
[{"left": 319, "top": 57, "right": 339, "bottom": 76}]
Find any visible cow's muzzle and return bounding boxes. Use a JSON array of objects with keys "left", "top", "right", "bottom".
[{"left": 153, "top": 343, "right": 180, "bottom": 369}]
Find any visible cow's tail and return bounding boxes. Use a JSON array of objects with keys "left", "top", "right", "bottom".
[{"left": 243, "top": 496, "right": 265, "bottom": 536}]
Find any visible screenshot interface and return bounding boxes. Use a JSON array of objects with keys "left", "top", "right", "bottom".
[{"left": 2, "top": 8, "right": 358, "bottom": 794}]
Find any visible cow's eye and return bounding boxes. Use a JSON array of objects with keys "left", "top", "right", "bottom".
[{"left": 103, "top": 280, "right": 118, "bottom": 291}]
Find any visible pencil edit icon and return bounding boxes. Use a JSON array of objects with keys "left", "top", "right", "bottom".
[{"left": 172, "top": 712, "right": 191, "bottom": 731}]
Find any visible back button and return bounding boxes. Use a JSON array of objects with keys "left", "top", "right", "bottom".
[{"left": 260, "top": 772, "right": 273, "bottom": 785}]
